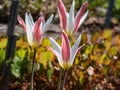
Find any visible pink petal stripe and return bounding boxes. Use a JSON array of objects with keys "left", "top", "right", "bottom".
[
  {"left": 74, "top": 1, "right": 88, "bottom": 32},
  {"left": 58, "top": 0, "right": 67, "bottom": 30},
  {"left": 33, "top": 18, "right": 43, "bottom": 42},
  {"left": 17, "top": 15, "right": 26, "bottom": 32},
  {"left": 62, "top": 32, "right": 70, "bottom": 61},
  {"left": 76, "top": 44, "right": 85, "bottom": 53}
]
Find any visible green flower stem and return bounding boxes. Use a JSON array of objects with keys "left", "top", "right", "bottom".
[
  {"left": 30, "top": 49, "right": 36, "bottom": 90},
  {"left": 62, "top": 70, "right": 68, "bottom": 90},
  {"left": 57, "top": 68, "right": 63, "bottom": 90}
]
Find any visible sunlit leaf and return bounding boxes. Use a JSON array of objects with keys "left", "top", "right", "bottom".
[
  {"left": 75, "top": 57, "right": 80, "bottom": 65},
  {"left": 0, "top": 38, "right": 7, "bottom": 49},
  {"left": 81, "top": 34, "right": 87, "bottom": 44},
  {"left": 104, "top": 40, "right": 111, "bottom": 51},
  {"left": 114, "top": 35, "right": 120, "bottom": 45},
  {"left": 90, "top": 54, "right": 101, "bottom": 62},
  {"left": 115, "top": 60, "right": 120, "bottom": 69},
  {"left": 102, "top": 30, "right": 112, "bottom": 39},
  {"left": 85, "top": 45, "right": 94, "bottom": 55},
  {"left": 16, "top": 49, "right": 27, "bottom": 59},
  {"left": 90, "top": 44, "right": 105, "bottom": 64},
  {"left": 0, "top": 49, "right": 5, "bottom": 62},
  {"left": 91, "top": 32, "right": 99, "bottom": 43},
  {"left": 100, "top": 54, "right": 106, "bottom": 64},
  {"left": 41, "top": 38, "right": 50, "bottom": 47},
  {"left": 102, "top": 65, "right": 109, "bottom": 74},
  {"left": 81, "top": 61, "right": 89, "bottom": 68},
  {"left": 37, "top": 47, "right": 46, "bottom": 52},
  {"left": 16, "top": 38, "right": 28, "bottom": 49},
  {"left": 37, "top": 50, "right": 55, "bottom": 69},
  {"left": 108, "top": 46, "right": 118, "bottom": 56},
  {"left": 100, "top": 54, "right": 111, "bottom": 65},
  {"left": 79, "top": 71, "right": 84, "bottom": 85},
  {"left": 113, "top": 35, "right": 120, "bottom": 51}
]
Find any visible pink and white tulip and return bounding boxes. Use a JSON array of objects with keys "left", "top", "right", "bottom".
[
  {"left": 17, "top": 13, "right": 53, "bottom": 48},
  {"left": 47, "top": 32, "right": 85, "bottom": 70},
  {"left": 58, "top": 0, "right": 88, "bottom": 34}
]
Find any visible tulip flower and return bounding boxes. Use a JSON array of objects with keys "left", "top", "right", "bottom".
[
  {"left": 47, "top": 31, "right": 85, "bottom": 70},
  {"left": 58, "top": 0, "right": 88, "bottom": 34},
  {"left": 17, "top": 13, "right": 53, "bottom": 49}
]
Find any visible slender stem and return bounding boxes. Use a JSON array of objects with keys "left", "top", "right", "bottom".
[
  {"left": 57, "top": 68, "right": 63, "bottom": 90},
  {"left": 30, "top": 49, "right": 36, "bottom": 90},
  {"left": 62, "top": 70, "right": 68, "bottom": 90}
]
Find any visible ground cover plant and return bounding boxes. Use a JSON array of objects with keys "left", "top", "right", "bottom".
[{"left": 0, "top": 0, "right": 120, "bottom": 90}]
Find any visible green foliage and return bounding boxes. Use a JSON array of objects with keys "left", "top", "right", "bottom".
[
  {"left": 16, "top": 49, "right": 27, "bottom": 59},
  {"left": 1, "top": 28, "right": 120, "bottom": 89},
  {"left": 37, "top": 38, "right": 55, "bottom": 69},
  {"left": 46, "top": 60, "right": 54, "bottom": 82},
  {"left": 0, "top": 49, "right": 5, "bottom": 63},
  {"left": 0, "top": 37, "right": 6, "bottom": 66},
  {"left": 11, "top": 56, "right": 28, "bottom": 78},
  {"left": 113, "top": 0, "right": 120, "bottom": 21},
  {"left": 0, "top": 38, "right": 7, "bottom": 49}
]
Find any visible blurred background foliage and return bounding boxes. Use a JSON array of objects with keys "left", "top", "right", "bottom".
[
  {"left": 0, "top": 29, "right": 120, "bottom": 89},
  {"left": 0, "top": 0, "right": 120, "bottom": 89},
  {"left": 0, "top": 0, "right": 120, "bottom": 23}
]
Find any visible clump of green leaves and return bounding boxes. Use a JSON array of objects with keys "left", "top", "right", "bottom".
[
  {"left": 1, "top": 28, "right": 120, "bottom": 89},
  {"left": 11, "top": 56, "right": 28, "bottom": 78}
]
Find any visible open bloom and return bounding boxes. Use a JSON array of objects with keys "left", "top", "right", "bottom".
[
  {"left": 58, "top": 0, "right": 88, "bottom": 34},
  {"left": 47, "top": 31, "right": 85, "bottom": 70},
  {"left": 17, "top": 13, "right": 53, "bottom": 48}
]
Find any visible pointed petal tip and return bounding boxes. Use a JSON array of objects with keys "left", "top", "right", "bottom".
[
  {"left": 77, "top": 43, "right": 85, "bottom": 52},
  {"left": 58, "top": 0, "right": 67, "bottom": 30},
  {"left": 17, "top": 14, "right": 26, "bottom": 32},
  {"left": 74, "top": 1, "right": 88, "bottom": 33},
  {"left": 84, "top": 1, "right": 88, "bottom": 5},
  {"left": 51, "top": 14, "right": 54, "bottom": 18},
  {"left": 33, "top": 18, "right": 43, "bottom": 43},
  {"left": 72, "top": 0, "right": 75, "bottom": 4}
]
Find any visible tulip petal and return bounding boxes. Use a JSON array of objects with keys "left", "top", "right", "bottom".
[
  {"left": 58, "top": 0, "right": 67, "bottom": 30},
  {"left": 47, "top": 46, "right": 62, "bottom": 65},
  {"left": 70, "top": 35, "right": 81, "bottom": 65},
  {"left": 68, "top": 0, "right": 75, "bottom": 33},
  {"left": 76, "top": 44, "right": 85, "bottom": 53},
  {"left": 33, "top": 18, "right": 42, "bottom": 43},
  {"left": 25, "top": 13, "right": 33, "bottom": 45},
  {"left": 28, "top": 13, "right": 34, "bottom": 32},
  {"left": 62, "top": 32, "right": 70, "bottom": 61},
  {"left": 27, "top": 13, "right": 35, "bottom": 33},
  {"left": 77, "top": 10, "right": 88, "bottom": 30},
  {"left": 28, "top": 13, "right": 34, "bottom": 26},
  {"left": 49, "top": 37, "right": 61, "bottom": 54},
  {"left": 74, "top": 1, "right": 88, "bottom": 32},
  {"left": 48, "top": 38, "right": 63, "bottom": 67},
  {"left": 71, "top": 44, "right": 85, "bottom": 66},
  {"left": 17, "top": 15, "right": 26, "bottom": 32},
  {"left": 42, "top": 14, "right": 54, "bottom": 34}
]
